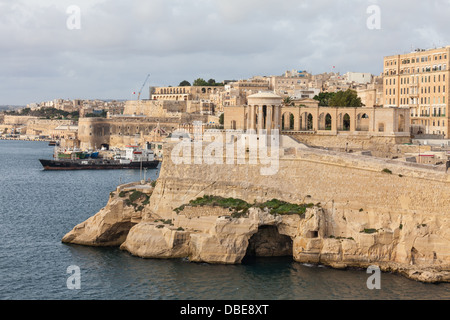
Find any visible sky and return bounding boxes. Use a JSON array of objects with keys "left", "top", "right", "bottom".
[{"left": 1, "top": 0, "right": 450, "bottom": 105}]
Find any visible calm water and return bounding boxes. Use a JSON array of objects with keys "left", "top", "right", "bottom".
[{"left": 0, "top": 140, "right": 449, "bottom": 300}]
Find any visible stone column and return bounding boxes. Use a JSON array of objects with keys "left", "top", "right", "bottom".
[
  {"left": 249, "top": 105, "right": 255, "bottom": 131},
  {"left": 274, "top": 105, "right": 280, "bottom": 131},
  {"left": 266, "top": 106, "right": 273, "bottom": 134},
  {"left": 258, "top": 105, "right": 264, "bottom": 133},
  {"left": 294, "top": 111, "right": 300, "bottom": 131}
]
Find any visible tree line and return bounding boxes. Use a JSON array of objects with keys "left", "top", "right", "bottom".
[
  {"left": 313, "top": 89, "right": 364, "bottom": 108},
  {"left": 178, "top": 78, "right": 224, "bottom": 87}
]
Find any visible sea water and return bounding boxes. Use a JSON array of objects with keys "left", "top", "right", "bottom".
[{"left": 0, "top": 140, "right": 449, "bottom": 300}]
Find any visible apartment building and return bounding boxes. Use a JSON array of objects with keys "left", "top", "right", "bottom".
[{"left": 383, "top": 46, "right": 450, "bottom": 137}]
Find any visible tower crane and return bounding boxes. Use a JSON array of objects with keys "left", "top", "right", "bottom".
[{"left": 137, "top": 74, "right": 150, "bottom": 101}]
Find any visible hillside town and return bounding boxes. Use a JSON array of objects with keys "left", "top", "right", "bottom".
[{"left": 1, "top": 46, "right": 450, "bottom": 166}]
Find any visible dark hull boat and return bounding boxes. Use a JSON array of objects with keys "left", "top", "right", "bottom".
[{"left": 39, "top": 158, "right": 160, "bottom": 170}]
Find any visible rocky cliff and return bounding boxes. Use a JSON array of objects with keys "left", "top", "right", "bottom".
[{"left": 63, "top": 142, "right": 450, "bottom": 283}]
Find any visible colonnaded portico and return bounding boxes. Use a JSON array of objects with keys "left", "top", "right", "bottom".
[{"left": 224, "top": 92, "right": 411, "bottom": 137}]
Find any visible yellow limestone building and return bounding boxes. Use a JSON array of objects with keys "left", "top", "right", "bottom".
[
  {"left": 383, "top": 46, "right": 450, "bottom": 137},
  {"left": 225, "top": 92, "right": 411, "bottom": 137}
]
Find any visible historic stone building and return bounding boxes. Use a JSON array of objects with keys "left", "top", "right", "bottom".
[
  {"left": 383, "top": 46, "right": 450, "bottom": 137},
  {"left": 151, "top": 86, "right": 225, "bottom": 102},
  {"left": 224, "top": 92, "right": 411, "bottom": 137}
]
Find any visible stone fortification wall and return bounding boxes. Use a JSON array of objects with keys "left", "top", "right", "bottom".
[
  {"left": 151, "top": 142, "right": 450, "bottom": 218},
  {"left": 26, "top": 119, "right": 75, "bottom": 136},
  {"left": 123, "top": 100, "right": 187, "bottom": 117},
  {"left": 63, "top": 141, "right": 450, "bottom": 282},
  {"left": 4, "top": 115, "right": 38, "bottom": 125},
  {"left": 291, "top": 133, "right": 412, "bottom": 158}
]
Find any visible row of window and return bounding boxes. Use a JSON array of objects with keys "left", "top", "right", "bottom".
[
  {"left": 385, "top": 65, "right": 447, "bottom": 76},
  {"left": 386, "top": 97, "right": 448, "bottom": 106},
  {"left": 386, "top": 86, "right": 446, "bottom": 96},
  {"left": 386, "top": 53, "right": 448, "bottom": 67},
  {"left": 400, "top": 97, "right": 447, "bottom": 105},
  {"left": 386, "top": 74, "right": 447, "bottom": 86},
  {"left": 413, "top": 119, "right": 446, "bottom": 127},
  {"left": 395, "top": 74, "right": 447, "bottom": 85}
]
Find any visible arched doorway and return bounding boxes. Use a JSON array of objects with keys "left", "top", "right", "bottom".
[
  {"left": 319, "top": 113, "right": 332, "bottom": 130},
  {"left": 342, "top": 113, "right": 350, "bottom": 131},
  {"left": 282, "top": 112, "right": 294, "bottom": 130},
  {"left": 307, "top": 113, "right": 314, "bottom": 130},
  {"left": 356, "top": 113, "right": 369, "bottom": 131},
  {"left": 325, "top": 113, "right": 332, "bottom": 130}
]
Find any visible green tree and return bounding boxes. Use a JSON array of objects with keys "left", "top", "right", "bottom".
[
  {"left": 219, "top": 113, "right": 224, "bottom": 125},
  {"left": 20, "top": 108, "right": 31, "bottom": 115},
  {"left": 313, "top": 92, "right": 336, "bottom": 106},
  {"left": 329, "top": 89, "right": 363, "bottom": 107},
  {"left": 193, "top": 78, "right": 209, "bottom": 86},
  {"left": 179, "top": 80, "right": 191, "bottom": 86}
]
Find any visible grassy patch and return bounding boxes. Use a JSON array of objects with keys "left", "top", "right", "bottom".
[
  {"left": 173, "top": 195, "right": 314, "bottom": 218},
  {"left": 142, "top": 194, "right": 150, "bottom": 206},
  {"left": 174, "top": 195, "right": 252, "bottom": 216},
  {"left": 121, "top": 189, "right": 151, "bottom": 212},
  {"left": 361, "top": 228, "right": 378, "bottom": 234},
  {"left": 382, "top": 168, "right": 393, "bottom": 174},
  {"left": 129, "top": 190, "right": 143, "bottom": 203},
  {"left": 329, "top": 235, "right": 355, "bottom": 241},
  {"left": 119, "top": 191, "right": 128, "bottom": 198},
  {"left": 256, "top": 199, "right": 314, "bottom": 217}
]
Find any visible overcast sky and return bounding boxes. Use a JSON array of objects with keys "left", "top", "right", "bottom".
[{"left": 1, "top": 0, "right": 450, "bottom": 105}]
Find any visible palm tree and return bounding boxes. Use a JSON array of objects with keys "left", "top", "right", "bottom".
[{"left": 283, "top": 96, "right": 294, "bottom": 106}]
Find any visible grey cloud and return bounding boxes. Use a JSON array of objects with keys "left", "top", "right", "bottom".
[{"left": 0, "top": 0, "right": 449, "bottom": 104}]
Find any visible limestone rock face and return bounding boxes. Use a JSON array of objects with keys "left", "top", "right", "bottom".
[
  {"left": 119, "top": 222, "right": 189, "bottom": 259},
  {"left": 62, "top": 186, "right": 149, "bottom": 246},
  {"left": 62, "top": 142, "right": 450, "bottom": 283}
]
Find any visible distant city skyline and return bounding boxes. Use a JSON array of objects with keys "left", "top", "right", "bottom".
[{"left": 1, "top": 0, "right": 450, "bottom": 105}]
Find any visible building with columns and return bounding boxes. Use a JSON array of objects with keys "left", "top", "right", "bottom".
[
  {"left": 224, "top": 92, "right": 283, "bottom": 134},
  {"left": 224, "top": 91, "right": 411, "bottom": 138}
]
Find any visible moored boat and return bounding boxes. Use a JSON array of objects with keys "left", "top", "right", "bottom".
[{"left": 39, "top": 145, "right": 159, "bottom": 170}]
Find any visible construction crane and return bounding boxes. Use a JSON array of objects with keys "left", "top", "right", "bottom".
[{"left": 137, "top": 74, "right": 150, "bottom": 101}]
